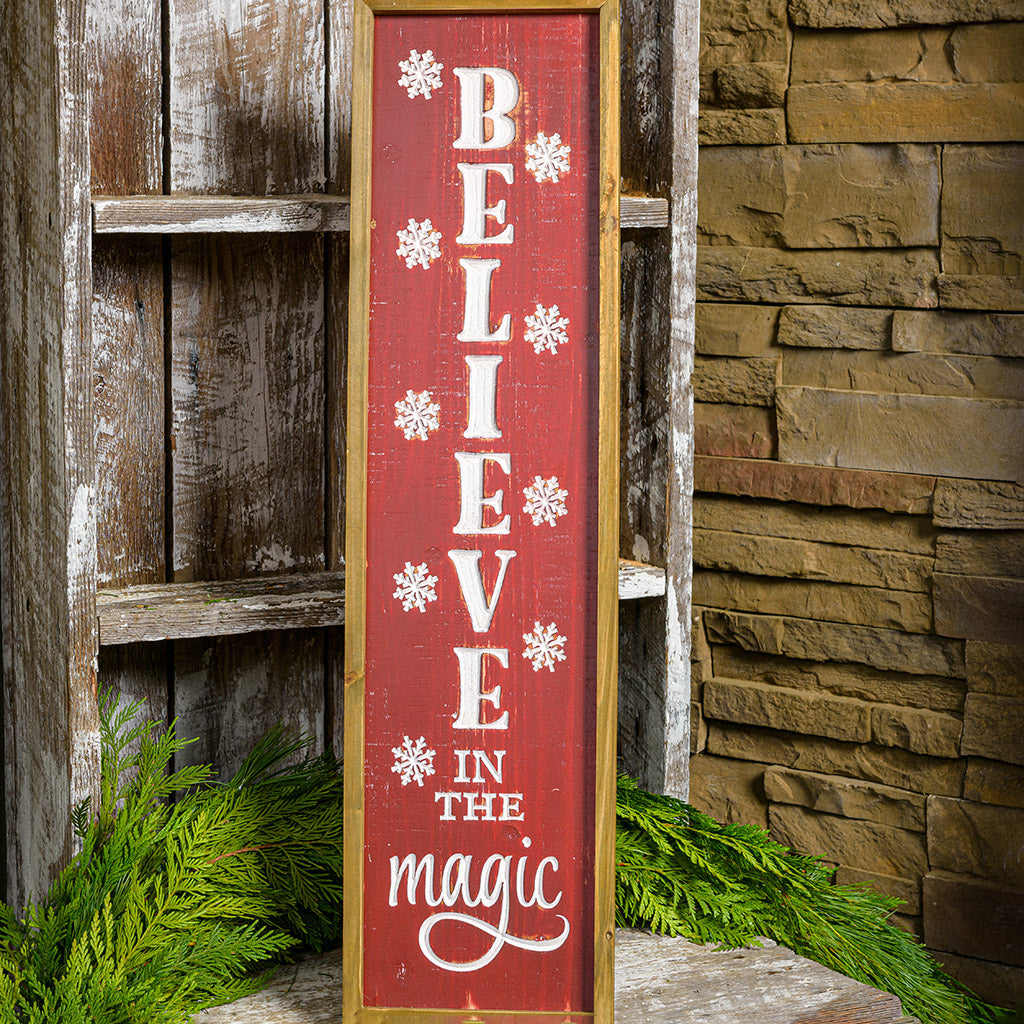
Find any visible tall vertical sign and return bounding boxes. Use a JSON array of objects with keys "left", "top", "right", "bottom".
[{"left": 345, "top": 3, "right": 619, "bottom": 1022}]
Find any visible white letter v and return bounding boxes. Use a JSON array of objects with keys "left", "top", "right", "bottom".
[{"left": 447, "top": 549, "right": 516, "bottom": 633}]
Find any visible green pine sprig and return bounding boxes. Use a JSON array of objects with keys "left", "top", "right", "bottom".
[
  {"left": 615, "top": 773, "right": 1009, "bottom": 1024},
  {"left": 0, "top": 694, "right": 1014, "bottom": 1024},
  {"left": 0, "top": 691, "right": 343, "bottom": 1023}
]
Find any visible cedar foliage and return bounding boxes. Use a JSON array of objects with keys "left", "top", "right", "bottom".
[{"left": 0, "top": 695, "right": 1011, "bottom": 1023}]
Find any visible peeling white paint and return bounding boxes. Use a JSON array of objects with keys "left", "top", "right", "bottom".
[{"left": 67, "top": 482, "right": 97, "bottom": 587}]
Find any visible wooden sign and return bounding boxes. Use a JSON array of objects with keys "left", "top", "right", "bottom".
[{"left": 345, "top": 3, "right": 619, "bottom": 1022}]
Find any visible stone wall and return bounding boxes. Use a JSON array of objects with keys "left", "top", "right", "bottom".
[{"left": 688, "top": 0, "right": 1024, "bottom": 1007}]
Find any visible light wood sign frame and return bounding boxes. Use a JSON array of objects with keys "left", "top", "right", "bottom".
[{"left": 344, "top": 2, "right": 619, "bottom": 1021}]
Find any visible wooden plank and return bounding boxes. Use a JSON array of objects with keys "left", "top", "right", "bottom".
[
  {"left": 168, "top": 0, "right": 327, "bottom": 776},
  {"left": 96, "top": 560, "right": 664, "bottom": 643},
  {"left": 615, "top": 932, "right": 907, "bottom": 1023},
  {"left": 616, "top": 0, "right": 696, "bottom": 797},
  {"left": 97, "top": 572, "right": 346, "bottom": 643},
  {"left": 94, "top": 195, "right": 352, "bottom": 233},
  {"left": 86, "top": 0, "right": 161, "bottom": 193},
  {"left": 196, "top": 933, "right": 909, "bottom": 1023},
  {"left": 621, "top": 194, "right": 670, "bottom": 228},
  {"left": 325, "top": 0, "right": 353, "bottom": 759},
  {"left": 92, "top": 193, "right": 668, "bottom": 233},
  {"left": 88, "top": 0, "right": 169, "bottom": 729},
  {"left": 93, "top": 238, "right": 169, "bottom": 727},
  {"left": 619, "top": 558, "right": 668, "bottom": 599},
  {"left": 0, "top": 0, "right": 100, "bottom": 908}
]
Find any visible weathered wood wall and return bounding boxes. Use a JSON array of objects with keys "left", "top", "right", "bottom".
[
  {"left": 617, "top": 0, "right": 698, "bottom": 796},
  {"left": 0, "top": 0, "right": 101, "bottom": 906}
]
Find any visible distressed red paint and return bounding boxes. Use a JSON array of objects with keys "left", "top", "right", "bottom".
[{"left": 363, "top": 12, "right": 601, "bottom": 1013}]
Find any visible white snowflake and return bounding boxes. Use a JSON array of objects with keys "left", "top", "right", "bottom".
[
  {"left": 524, "top": 303, "right": 570, "bottom": 354},
  {"left": 522, "top": 622, "right": 568, "bottom": 673},
  {"left": 391, "top": 735, "right": 437, "bottom": 787},
  {"left": 393, "top": 561, "right": 438, "bottom": 612},
  {"left": 525, "top": 132, "right": 571, "bottom": 183},
  {"left": 522, "top": 475, "right": 569, "bottom": 527},
  {"left": 394, "top": 389, "right": 440, "bottom": 440},
  {"left": 398, "top": 49, "right": 444, "bottom": 99},
  {"left": 396, "top": 218, "right": 442, "bottom": 269}
]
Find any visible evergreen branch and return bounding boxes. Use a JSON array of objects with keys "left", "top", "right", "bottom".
[{"left": 0, "top": 696, "right": 1014, "bottom": 1024}]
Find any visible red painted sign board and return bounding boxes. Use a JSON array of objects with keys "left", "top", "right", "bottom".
[{"left": 345, "top": 4, "right": 619, "bottom": 1022}]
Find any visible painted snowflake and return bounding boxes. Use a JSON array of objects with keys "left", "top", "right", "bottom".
[
  {"left": 398, "top": 49, "right": 443, "bottom": 99},
  {"left": 391, "top": 735, "right": 437, "bottom": 787},
  {"left": 394, "top": 389, "right": 440, "bottom": 440},
  {"left": 524, "top": 303, "right": 570, "bottom": 354},
  {"left": 522, "top": 475, "right": 569, "bottom": 527},
  {"left": 396, "top": 218, "right": 442, "bottom": 269},
  {"left": 525, "top": 132, "right": 571, "bottom": 183},
  {"left": 522, "top": 622, "right": 568, "bottom": 673},
  {"left": 393, "top": 561, "right": 438, "bottom": 613}
]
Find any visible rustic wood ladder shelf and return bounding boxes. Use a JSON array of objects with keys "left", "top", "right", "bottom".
[{"left": 92, "top": 193, "right": 669, "bottom": 234}]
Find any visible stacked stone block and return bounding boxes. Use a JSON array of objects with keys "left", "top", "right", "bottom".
[{"left": 690, "top": 0, "right": 1024, "bottom": 1006}]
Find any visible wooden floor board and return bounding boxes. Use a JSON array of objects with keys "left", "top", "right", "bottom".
[{"left": 195, "top": 932, "right": 910, "bottom": 1024}]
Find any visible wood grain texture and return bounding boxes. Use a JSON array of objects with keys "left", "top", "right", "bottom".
[
  {"left": 169, "top": 234, "right": 326, "bottom": 774},
  {"left": 91, "top": 194, "right": 667, "bottom": 233},
  {"left": 168, "top": 0, "right": 328, "bottom": 776},
  {"left": 168, "top": 0, "right": 325, "bottom": 195},
  {"left": 87, "top": 0, "right": 161, "bottom": 193},
  {"left": 89, "top": 0, "right": 168, "bottom": 731},
  {"left": 92, "top": 237, "right": 169, "bottom": 728},
  {"left": 93, "top": 240, "right": 165, "bottom": 587},
  {"left": 169, "top": 237, "right": 325, "bottom": 580},
  {"left": 196, "top": 933, "right": 910, "bottom": 1023},
  {"left": 98, "top": 571, "right": 346, "bottom": 643},
  {"left": 326, "top": 0, "right": 353, "bottom": 759},
  {"left": 0, "top": 0, "right": 101, "bottom": 908},
  {"left": 174, "top": 632, "right": 323, "bottom": 776},
  {"left": 616, "top": 0, "right": 696, "bottom": 797},
  {"left": 94, "top": 195, "right": 352, "bottom": 233},
  {"left": 618, "top": 559, "right": 667, "bottom": 599},
  {"left": 662, "top": 0, "right": 699, "bottom": 800}
]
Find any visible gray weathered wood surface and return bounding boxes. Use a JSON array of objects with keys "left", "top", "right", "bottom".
[
  {"left": 166, "top": 0, "right": 329, "bottom": 776},
  {"left": 0, "top": 0, "right": 102, "bottom": 910},
  {"left": 616, "top": 0, "right": 697, "bottom": 798},
  {"left": 91, "top": 193, "right": 668, "bottom": 233},
  {"left": 97, "top": 572, "right": 347, "bottom": 643},
  {"left": 195, "top": 933, "right": 912, "bottom": 1024},
  {"left": 96, "top": 562, "right": 669, "bottom": 645},
  {"left": 89, "top": 0, "right": 169, "bottom": 742}
]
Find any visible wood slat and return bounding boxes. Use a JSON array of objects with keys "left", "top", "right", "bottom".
[
  {"left": 91, "top": 193, "right": 668, "bottom": 233},
  {"left": 167, "top": 0, "right": 328, "bottom": 777},
  {"left": 98, "top": 572, "right": 347, "bottom": 643},
  {"left": 196, "top": 932, "right": 910, "bottom": 1024},
  {"left": 1, "top": 0, "right": 101, "bottom": 911},
  {"left": 616, "top": 0, "right": 696, "bottom": 799},
  {"left": 89, "top": 0, "right": 170, "bottom": 734},
  {"left": 93, "top": 194, "right": 351, "bottom": 233},
  {"left": 618, "top": 558, "right": 669, "bottom": 599},
  {"left": 97, "top": 562, "right": 668, "bottom": 645}
]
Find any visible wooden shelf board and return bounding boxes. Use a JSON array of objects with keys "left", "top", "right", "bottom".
[
  {"left": 97, "top": 561, "right": 667, "bottom": 645},
  {"left": 96, "top": 571, "right": 347, "bottom": 645},
  {"left": 618, "top": 558, "right": 668, "bottom": 600},
  {"left": 195, "top": 931, "right": 909, "bottom": 1024},
  {"left": 91, "top": 193, "right": 668, "bottom": 234}
]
